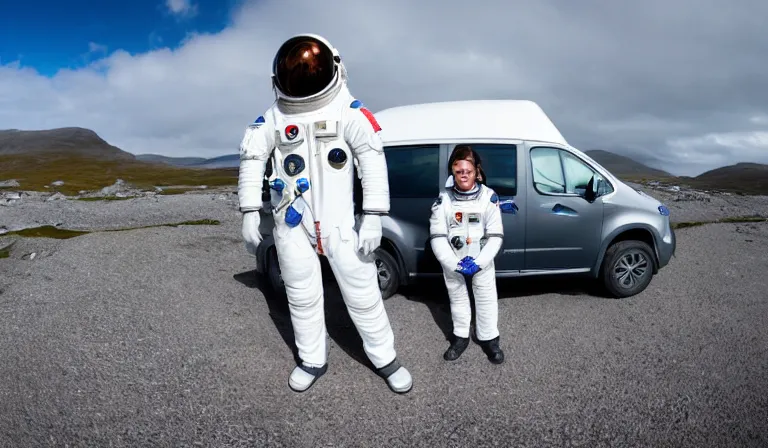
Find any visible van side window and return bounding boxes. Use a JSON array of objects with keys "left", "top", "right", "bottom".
[
  {"left": 530, "top": 147, "right": 566, "bottom": 194},
  {"left": 531, "top": 147, "right": 612, "bottom": 196},
  {"left": 469, "top": 144, "right": 518, "bottom": 196},
  {"left": 383, "top": 144, "right": 440, "bottom": 198},
  {"left": 561, "top": 151, "right": 597, "bottom": 195}
]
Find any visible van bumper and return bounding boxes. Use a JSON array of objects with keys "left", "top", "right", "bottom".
[{"left": 657, "top": 224, "right": 676, "bottom": 269}]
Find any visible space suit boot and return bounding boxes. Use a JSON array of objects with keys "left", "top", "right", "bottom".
[
  {"left": 443, "top": 335, "right": 470, "bottom": 361},
  {"left": 288, "top": 363, "right": 328, "bottom": 393},
  {"left": 479, "top": 336, "right": 504, "bottom": 364},
  {"left": 376, "top": 359, "right": 413, "bottom": 394}
]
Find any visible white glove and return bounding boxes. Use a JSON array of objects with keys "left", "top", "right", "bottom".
[
  {"left": 357, "top": 213, "right": 382, "bottom": 256},
  {"left": 242, "top": 211, "right": 262, "bottom": 256}
]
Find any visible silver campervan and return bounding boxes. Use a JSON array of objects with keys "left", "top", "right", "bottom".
[{"left": 254, "top": 100, "right": 676, "bottom": 299}]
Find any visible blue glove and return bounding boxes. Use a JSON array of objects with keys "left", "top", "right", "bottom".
[{"left": 455, "top": 256, "right": 481, "bottom": 276}]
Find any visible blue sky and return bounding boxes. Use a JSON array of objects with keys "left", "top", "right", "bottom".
[{"left": 0, "top": 0, "right": 239, "bottom": 76}]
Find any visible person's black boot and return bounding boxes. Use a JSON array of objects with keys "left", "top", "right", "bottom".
[
  {"left": 479, "top": 336, "right": 504, "bottom": 364},
  {"left": 443, "top": 336, "right": 470, "bottom": 361}
]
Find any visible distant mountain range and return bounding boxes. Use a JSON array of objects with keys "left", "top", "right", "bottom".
[
  {"left": 0, "top": 127, "right": 135, "bottom": 161},
  {"left": 2, "top": 127, "right": 768, "bottom": 194}
]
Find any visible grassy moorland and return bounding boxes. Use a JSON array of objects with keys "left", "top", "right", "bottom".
[{"left": 0, "top": 153, "right": 238, "bottom": 195}]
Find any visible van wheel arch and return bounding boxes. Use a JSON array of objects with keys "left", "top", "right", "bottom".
[
  {"left": 597, "top": 228, "right": 659, "bottom": 298},
  {"left": 596, "top": 227, "right": 660, "bottom": 276},
  {"left": 376, "top": 238, "right": 406, "bottom": 300}
]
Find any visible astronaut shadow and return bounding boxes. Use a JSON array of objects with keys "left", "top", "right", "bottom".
[
  {"left": 402, "top": 279, "right": 498, "bottom": 345},
  {"left": 319, "top": 273, "right": 379, "bottom": 372},
  {"left": 233, "top": 268, "right": 301, "bottom": 365},
  {"left": 401, "top": 274, "right": 610, "bottom": 342},
  {"left": 232, "top": 263, "right": 378, "bottom": 372},
  {"left": 400, "top": 279, "right": 461, "bottom": 343}
]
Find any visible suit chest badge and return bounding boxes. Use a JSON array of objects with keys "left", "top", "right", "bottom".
[
  {"left": 327, "top": 148, "right": 347, "bottom": 169},
  {"left": 285, "top": 125, "right": 299, "bottom": 140},
  {"left": 454, "top": 212, "right": 463, "bottom": 223},
  {"left": 284, "top": 154, "right": 305, "bottom": 176}
]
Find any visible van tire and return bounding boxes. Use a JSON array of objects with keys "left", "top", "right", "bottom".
[
  {"left": 374, "top": 248, "right": 400, "bottom": 300},
  {"left": 600, "top": 240, "right": 656, "bottom": 298},
  {"left": 266, "top": 246, "right": 287, "bottom": 300}
]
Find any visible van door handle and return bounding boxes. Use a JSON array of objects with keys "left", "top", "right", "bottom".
[{"left": 551, "top": 203, "right": 577, "bottom": 216}]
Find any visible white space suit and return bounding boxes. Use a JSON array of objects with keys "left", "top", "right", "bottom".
[
  {"left": 238, "top": 34, "right": 412, "bottom": 393},
  {"left": 429, "top": 178, "right": 505, "bottom": 363}
]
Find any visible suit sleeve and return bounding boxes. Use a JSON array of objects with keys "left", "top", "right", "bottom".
[
  {"left": 473, "top": 189, "right": 504, "bottom": 269},
  {"left": 344, "top": 104, "right": 389, "bottom": 214},
  {"left": 429, "top": 194, "right": 460, "bottom": 271},
  {"left": 238, "top": 114, "right": 275, "bottom": 213}
]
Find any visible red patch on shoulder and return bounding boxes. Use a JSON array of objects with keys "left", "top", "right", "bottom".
[{"left": 359, "top": 107, "right": 382, "bottom": 132}]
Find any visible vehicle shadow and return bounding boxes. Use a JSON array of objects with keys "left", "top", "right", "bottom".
[
  {"left": 233, "top": 268, "right": 301, "bottom": 365},
  {"left": 399, "top": 275, "right": 612, "bottom": 343},
  {"left": 233, "top": 259, "right": 378, "bottom": 373}
]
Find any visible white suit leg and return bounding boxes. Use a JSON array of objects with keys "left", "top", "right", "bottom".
[
  {"left": 443, "top": 269, "right": 472, "bottom": 339},
  {"left": 325, "top": 227, "right": 396, "bottom": 368},
  {"left": 471, "top": 263, "right": 500, "bottom": 342},
  {"left": 273, "top": 223, "right": 327, "bottom": 368},
  {"left": 323, "top": 225, "right": 412, "bottom": 393}
]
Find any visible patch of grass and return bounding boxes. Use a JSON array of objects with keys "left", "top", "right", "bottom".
[
  {"left": 672, "top": 216, "right": 767, "bottom": 230},
  {"left": 720, "top": 216, "right": 767, "bottom": 223},
  {"left": 0, "top": 153, "right": 238, "bottom": 195},
  {"left": 672, "top": 221, "right": 708, "bottom": 230},
  {"left": 76, "top": 196, "right": 134, "bottom": 201},
  {"left": 6, "top": 219, "right": 221, "bottom": 240},
  {"left": 0, "top": 243, "right": 13, "bottom": 258},
  {"left": 8, "top": 226, "right": 90, "bottom": 239},
  {"left": 156, "top": 188, "right": 197, "bottom": 195}
]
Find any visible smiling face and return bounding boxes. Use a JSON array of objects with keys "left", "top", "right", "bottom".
[{"left": 452, "top": 159, "right": 477, "bottom": 191}]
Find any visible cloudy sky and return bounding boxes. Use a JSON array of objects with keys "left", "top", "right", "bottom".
[{"left": 2, "top": 0, "right": 767, "bottom": 176}]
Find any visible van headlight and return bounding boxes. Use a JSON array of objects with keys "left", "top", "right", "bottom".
[{"left": 658, "top": 205, "right": 670, "bottom": 216}]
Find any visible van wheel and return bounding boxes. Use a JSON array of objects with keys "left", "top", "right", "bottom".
[
  {"left": 600, "top": 240, "right": 655, "bottom": 298},
  {"left": 374, "top": 248, "right": 400, "bottom": 300},
  {"left": 267, "top": 247, "right": 287, "bottom": 300}
]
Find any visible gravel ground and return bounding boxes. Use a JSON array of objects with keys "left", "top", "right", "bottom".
[
  {"left": 0, "top": 189, "right": 241, "bottom": 233},
  {"left": 1, "top": 186, "right": 767, "bottom": 447}
]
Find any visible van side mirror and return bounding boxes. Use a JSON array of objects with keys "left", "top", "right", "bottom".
[{"left": 584, "top": 175, "right": 601, "bottom": 203}]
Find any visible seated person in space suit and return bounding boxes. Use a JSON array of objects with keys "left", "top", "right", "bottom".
[{"left": 428, "top": 145, "right": 505, "bottom": 364}]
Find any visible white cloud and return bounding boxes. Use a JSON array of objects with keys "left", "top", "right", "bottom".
[
  {"left": 2, "top": 0, "right": 768, "bottom": 177},
  {"left": 664, "top": 131, "right": 768, "bottom": 175},
  {"left": 88, "top": 42, "right": 108, "bottom": 54},
  {"left": 165, "top": 0, "right": 198, "bottom": 18}
]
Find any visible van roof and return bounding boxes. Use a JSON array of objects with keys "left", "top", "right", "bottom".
[{"left": 374, "top": 99, "right": 568, "bottom": 146}]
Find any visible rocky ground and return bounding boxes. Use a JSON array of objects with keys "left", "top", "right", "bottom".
[
  {"left": 1, "top": 180, "right": 768, "bottom": 447},
  {"left": 1, "top": 188, "right": 240, "bottom": 239},
  {"left": 2, "top": 180, "right": 767, "bottom": 237}
]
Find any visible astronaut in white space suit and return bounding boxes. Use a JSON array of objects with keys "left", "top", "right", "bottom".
[
  {"left": 237, "top": 34, "right": 412, "bottom": 394},
  {"left": 429, "top": 145, "right": 505, "bottom": 364}
]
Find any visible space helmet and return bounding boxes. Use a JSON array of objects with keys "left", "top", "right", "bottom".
[{"left": 271, "top": 34, "right": 344, "bottom": 100}]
